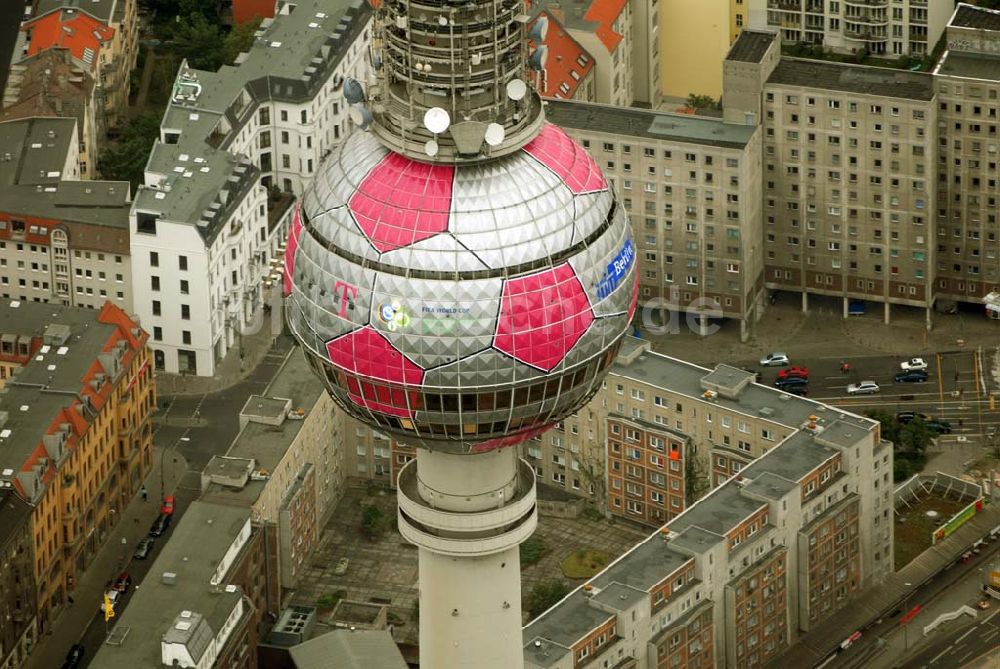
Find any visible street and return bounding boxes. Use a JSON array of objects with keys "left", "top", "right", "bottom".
[
  {"left": 909, "top": 608, "right": 999, "bottom": 669},
  {"left": 739, "top": 350, "right": 997, "bottom": 439}
]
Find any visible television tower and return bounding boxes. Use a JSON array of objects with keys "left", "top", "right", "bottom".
[{"left": 284, "top": 0, "right": 638, "bottom": 666}]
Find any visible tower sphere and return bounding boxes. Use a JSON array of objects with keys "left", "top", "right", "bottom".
[{"left": 285, "top": 124, "right": 637, "bottom": 454}]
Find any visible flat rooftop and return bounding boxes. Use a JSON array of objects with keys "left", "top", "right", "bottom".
[
  {"left": 727, "top": 29, "right": 776, "bottom": 63},
  {"left": 767, "top": 58, "right": 935, "bottom": 101},
  {"left": 91, "top": 501, "right": 249, "bottom": 667},
  {"left": 951, "top": 3, "right": 1000, "bottom": 31},
  {"left": 35, "top": 0, "right": 118, "bottom": 23},
  {"left": 544, "top": 99, "right": 756, "bottom": 150},
  {"left": 936, "top": 50, "right": 1000, "bottom": 82}
]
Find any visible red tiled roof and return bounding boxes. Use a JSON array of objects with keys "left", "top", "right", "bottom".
[
  {"left": 531, "top": 11, "right": 594, "bottom": 100},
  {"left": 232, "top": 0, "right": 276, "bottom": 24},
  {"left": 23, "top": 10, "right": 114, "bottom": 71},
  {"left": 583, "top": 0, "right": 628, "bottom": 53}
]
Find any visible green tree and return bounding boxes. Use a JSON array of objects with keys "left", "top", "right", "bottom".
[
  {"left": 361, "top": 504, "right": 388, "bottom": 540},
  {"left": 865, "top": 409, "right": 900, "bottom": 446},
  {"left": 899, "top": 418, "right": 934, "bottom": 456},
  {"left": 171, "top": 13, "right": 225, "bottom": 70},
  {"left": 520, "top": 535, "right": 548, "bottom": 567},
  {"left": 686, "top": 94, "right": 717, "bottom": 110},
  {"left": 223, "top": 17, "right": 262, "bottom": 64},
  {"left": 97, "top": 113, "right": 162, "bottom": 188},
  {"left": 525, "top": 579, "right": 570, "bottom": 619}
]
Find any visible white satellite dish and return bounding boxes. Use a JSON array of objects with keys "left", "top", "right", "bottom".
[
  {"left": 529, "top": 45, "right": 548, "bottom": 71},
  {"left": 529, "top": 15, "right": 549, "bottom": 42},
  {"left": 349, "top": 105, "right": 373, "bottom": 130},
  {"left": 423, "top": 107, "right": 451, "bottom": 134},
  {"left": 506, "top": 78, "right": 527, "bottom": 101},
  {"left": 424, "top": 139, "right": 439, "bottom": 157},
  {"left": 343, "top": 77, "right": 364, "bottom": 104},
  {"left": 484, "top": 123, "right": 505, "bottom": 147}
]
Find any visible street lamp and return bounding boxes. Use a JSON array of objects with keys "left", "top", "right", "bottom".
[{"left": 902, "top": 581, "right": 913, "bottom": 650}]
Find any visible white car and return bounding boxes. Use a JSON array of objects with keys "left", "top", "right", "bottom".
[
  {"left": 759, "top": 352, "right": 790, "bottom": 367},
  {"left": 847, "top": 380, "right": 880, "bottom": 395},
  {"left": 900, "top": 357, "right": 928, "bottom": 371},
  {"left": 100, "top": 590, "right": 120, "bottom": 613}
]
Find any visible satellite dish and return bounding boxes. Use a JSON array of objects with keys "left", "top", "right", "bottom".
[
  {"left": 424, "top": 139, "right": 439, "bottom": 157},
  {"left": 349, "top": 105, "right": 373, "bottom": 130},
  {"left": 529, "top": 45, "right": 548, "bottom": 71},
  {"left": 423, "top": 107, "right": 451, "bottom": 134},
  {"left": 529, "top": 15, "right": 548, "bottom": 43},
  {"left": 343, "top": 77, "right": 364, "bottom": 104},
  {"left": 506, "top": 78, "right": 527, "bottom": 101},
  {"left": 484, "top": 123, "right": 505, "bottom": 147}
]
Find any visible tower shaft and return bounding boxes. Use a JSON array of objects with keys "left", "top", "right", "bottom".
[{"left": 397, "top": 448, "right": 537, "bottom": 668}]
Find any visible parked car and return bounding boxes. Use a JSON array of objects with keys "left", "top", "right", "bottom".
[
  {"left": 847, "top": 380, "right": 880, "bottom": 395},
  {"left": 334, "top": 557, "right": 350, "bottom": 575},
  {"left": 61, "top": 644, "right": 85, "bottom": 669},
  {"left": 925, "top": 419, "right": 953, "bottom": 435},
  {"left": 160, "top": 495, "right": 175, "bottom": 515},
  {"left": 895, "top": 369, "right": 929, "bottom": 383},
  {"left": 113, "top": 571, "right": 132, "bottom": 593},
  {"left": 777, "top": 366, "right": 809, "bottom": 380},
  {"left": 896, "top": 411, "right": 930, "bottom": 424},
  {"left": 149, "top": 512, "right": 172, "bottom": 537},
  {"left": 784, "top": 385, "right": 809, "bottom": 397},
  {"left": 900, "top": 357, "right": 928, "bottom": 371},
  {"left": 759, "top": 352, "right": 790, "bottom": 367},
  {"left": 100, "top": 590, "right": 120, "bottom": 613},
  {"left": 774, "top": 377, "right": 809, "bottom": 395},
  {"left": 133, "top": 537, "right": 154, "bottom": 560}
]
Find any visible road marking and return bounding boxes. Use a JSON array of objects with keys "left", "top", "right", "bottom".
[
  {"left": 955, "top": 626, "right": 977, "bottom": 644},
  {"left": 931, "top": 645, "right": 954, "bottom": 663},
  {"left": 936, "top": 353, "right": 945, "bottom": 409},
  {"left": 957, "top": 650, "right": 974, "bottom": 664}
]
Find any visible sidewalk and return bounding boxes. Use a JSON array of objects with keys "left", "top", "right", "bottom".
[
  {"left": 24, "top": 448, "right": 189, "bottom": 669},
  {"left": 155, "top": 311, "right": 287, "bottom": 397},
  {"left": 642, "top": 300, "right": 1000, "bottom": 365}
]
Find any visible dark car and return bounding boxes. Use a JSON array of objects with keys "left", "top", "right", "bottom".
[
  {"left": 113, "top": 571, "right": 132, "bottom": 593},
  {"left": 896, "top": 411, "right": 930, "bottom": 424},
  {"left": 894, "top": 369, "right": 929, "bottom": 383},
  {"left": 925, "top": 419, "right": 953, "bottom": 435},
  {"left": 774, "top": 376, "right": 808, "bottom": 389},
  {"left": 61, "top": 644, "right": 84, "bottom": 669},
  {"left": 133, "top": 536, "right": 154, "bottom": 560},
  {"left": 149, "top": 512, "right": 172, "bottom": 537}
]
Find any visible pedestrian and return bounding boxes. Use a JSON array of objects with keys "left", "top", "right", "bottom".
[
  {"left": 134, "top": 517, "right": 140, "bottom": 525},
  {"left": 959, "top": 418, "right": 964, "bottom": 428},
  {"left": 67, "top": 596, "right": 74, "bottom": 605},
  {"left": 140, "top": 485, "right": 147, "bottom": 501}
]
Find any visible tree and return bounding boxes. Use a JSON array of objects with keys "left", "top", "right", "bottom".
[
  {"left": 361, "top": 504, "right": 388, "bottom": 540},
  {"left": 525, "top": 579, "right": 570, "bottom": 619},
  {"left": 171, "top": 13, "right": 225, "bottom": 70},
  {"left": 224, "top": 17, "right": 262, "bottom": 64},
  {"left": 686, "top": 94, "right": 717, "bottom": 111},
  {"left": 899, "top": 418, "right": 934, "bottom": 457},
  {"left": 684, "top": 441, "right": 709, "bottom": 506},
  {"left": 865, "top": 409, "right": 900, "bottom": 446},
  {"left": 98, "top": 113, "right": 162, "bottom": 188}
]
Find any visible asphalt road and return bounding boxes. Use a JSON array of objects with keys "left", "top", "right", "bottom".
[
  {"left": 909, "top": 608, "right": 999, "bottom": 669},
  {"left": 0, "top": 1, "right": 27, "bottom": 95},
  {"left": 741, "top": 351, "right": 997, "bottom": 439},
  {"left": 71, "top": 337, "right": 295, "bottom": 667}
]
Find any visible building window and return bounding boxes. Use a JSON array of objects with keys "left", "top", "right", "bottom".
[
  {"left": 152, "top": 300, "right": 161, "bottom": 316},
  {"left": 150, "top": 251, "right": 159, "bottom": 267},
  {"left": 182, "top": 331, "right": 191, "bottom": 345},
  {"left": 181, "top": 304, "right": 190, "bottom": 320},
  {"left": 179, "top": 255, "right": 188, "bottom": 271},
  {"left": 180, "top": 279, "right": 189, "bottom": 295},
  {"left": 151, "top": 276, "right": 160, "bottom": 291}
]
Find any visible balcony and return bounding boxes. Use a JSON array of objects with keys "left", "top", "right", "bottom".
[
  {"left": 844, "top": 26, "right": 888, "bottom": 42},
  {"left": 844, "top": 0, "right": 886, "bottom": 6}
]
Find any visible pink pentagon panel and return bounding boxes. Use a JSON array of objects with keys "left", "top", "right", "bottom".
[
  {"left": 523, "top": 124, "right": 606, "bottom": 194},
  {"left": 282, "top": 204, "right": 304, "bottom": 297},
  {"left": 494, "top": 263, "right": 595, "bottom": 372},
  {"left": 348, "top": 152, "right": 455, "bottom": 253},
  {"left": 627, "top": 271, "right": 640, "bottom": 321},
  {"left": 325, "top": 326, "right": 425, "bottom": 418},
  {"left": 470, "top": 425, "right": 550, "bottom": 453}
]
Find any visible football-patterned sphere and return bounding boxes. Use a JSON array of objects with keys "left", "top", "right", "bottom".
[{"left": 285, "top": 123, "right": 638, "bottom": 454}]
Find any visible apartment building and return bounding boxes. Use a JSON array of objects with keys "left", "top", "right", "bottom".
[
  {"left": 528, "top": 0, "right": 634, "bottom": 106},
  {"left": 1, "top": 49, "right": 99, "bottom": 179},
  {"left": 545, "top": 99, "right": 765, "bottom": 341},
  {"left": 200, "top": 349, "right": 347, "bottom": 610},
  {"left": 523, "top": 340, "right": 893, "bottom": 669},
  {"left": 0, "top": 321, "right": 42, "bottom": 389},
  {"left": 629, "top": 0, "right": 661, "bottom": 106},
  {"left": 931, "top": 3, "right": 1000, "bottom": 301},
  {"left": 0, "top": 300, "right": 154, "bottom": 631},
  {"left": 660, "top": 0, "right": 738, "bottom": 100},
  {"left": 0, "top": 117, "right": 134, "bottom": 312},
  {"left": 752, "top": 0, "right": 953, "bottom": 58},
  {"left": 24, "top": 0, "right": 138, "bottom": 131},
  {"left": 0, "top": 493, "right": 36, "bottom": 669},
  {"left": 531, "top": 10, "right": 597, "bottom": 101},
  {"left": 130, "top": 0, "right": 371, "bottom": 376},
  {"left": 91, "top": 502, "right": 264, "bottom": 669}
]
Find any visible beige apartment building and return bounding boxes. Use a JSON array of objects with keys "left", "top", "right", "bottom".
[
  {"left": 523, "top": 337, "right": 893, "bottom": 669},
  {"left": 931, "top": 3, "right": 1000, "bottom": 302},
  {"left": 752, "top": 0, "right": 953, "bottom": 58},
  {"left": 545, "top": 99, "right": 765, "bottom": 341}
]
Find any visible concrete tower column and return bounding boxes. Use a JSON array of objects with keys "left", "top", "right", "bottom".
[{"left": 397, "top": 448, "right": 537, "bottom": 668}]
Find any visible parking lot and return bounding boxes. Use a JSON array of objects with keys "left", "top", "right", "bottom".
[{"left": 738, "top": 350, "right": 997, "bottom": 438}]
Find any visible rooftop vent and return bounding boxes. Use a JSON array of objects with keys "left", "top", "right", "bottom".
[{"left": 162, "top": 572, "right": 177, "bottom": 585}]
